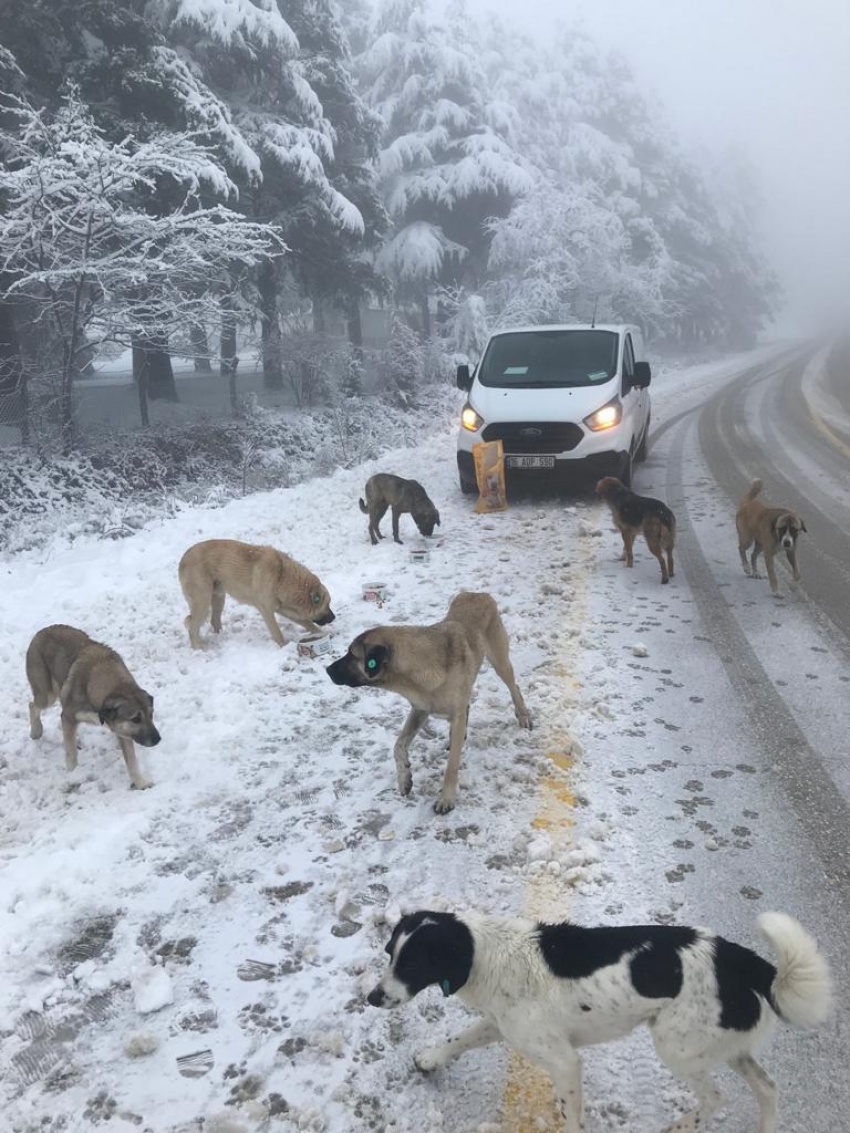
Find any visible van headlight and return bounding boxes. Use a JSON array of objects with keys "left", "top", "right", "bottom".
[
  {"left": 583, "top": 399, "right": 622, "bottom": 431},
  {"left": 461, "top": 404, "right": 484, "bottom": 432}
]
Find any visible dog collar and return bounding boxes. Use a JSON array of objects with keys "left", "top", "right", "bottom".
[{"left": 441, "top": 979, "right": 452, "bottom": 998}]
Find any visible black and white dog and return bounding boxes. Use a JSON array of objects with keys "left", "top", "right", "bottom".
[{"left": 367, "top": 910, "right": 831, "bottom": 1132}]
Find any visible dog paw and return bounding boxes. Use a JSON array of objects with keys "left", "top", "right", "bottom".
[
  {"left": 433, "top": 796, "right": 455, "bottom": 815},
  {"left": 414, "top": 1048, "right": 443, "bottom": 1073},
  {"left": 131, "top": 779, "right": 154, "bottom": 790},
  {"left": 517, "top": 710, "right": 533, "bottom": 731},
  {"left": 398, "top": 773, "right": 413, "bottom": 796}
]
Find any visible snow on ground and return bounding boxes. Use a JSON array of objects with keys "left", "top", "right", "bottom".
[{"left": 0, "top": 343, "right": 801, "bottom": 1132}]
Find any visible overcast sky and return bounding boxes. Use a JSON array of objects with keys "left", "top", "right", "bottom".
[{"left": 467, "top": 0, "right": 850, "bottom": 333}]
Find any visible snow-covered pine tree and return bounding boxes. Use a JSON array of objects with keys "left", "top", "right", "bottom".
[
  {"left": 357, "top": 0, "right": 532, "bottom": 332},
  {"left": 149, "top": 0, "right": 371, "bottom": 389}
]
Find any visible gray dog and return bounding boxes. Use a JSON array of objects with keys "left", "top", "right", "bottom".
[
  {"left": 26, "top": 625, "right": 161, "bottom": 789},
  {"left": 359, "top": 473, "right": 441, "bottom": 545}
]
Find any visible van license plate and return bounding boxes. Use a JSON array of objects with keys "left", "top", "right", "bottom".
[{"left": 508, "top": 456, "right": 555, "bottom": 469}]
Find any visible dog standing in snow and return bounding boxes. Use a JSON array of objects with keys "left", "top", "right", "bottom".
[
  {"left": 178, "top": 538, "right": 335, "bottom": 648},
  {"left": 325, "top": 592, "right": 531, "bottom": 814},
  {"left": 367, "top": 909, "right": 831, "bottom": 1132},
  {"left": 596, "top": 476, "right": 676, "bottom": 584},
  {"left": 736, "top": 478, "right": 807, "bottom": 596},
  {"left": 26, "top": 624, "right": 161, "bottom": 790}
]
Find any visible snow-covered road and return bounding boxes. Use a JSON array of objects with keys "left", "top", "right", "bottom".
[{"left": 1, "top": 342, "right": 846, "bottom": 1132}]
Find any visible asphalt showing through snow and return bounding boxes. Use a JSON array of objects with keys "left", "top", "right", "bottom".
[{"left": 627, "top": 344, "right": 850, "bottom": 1132}]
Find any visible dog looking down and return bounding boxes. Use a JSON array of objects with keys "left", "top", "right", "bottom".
[
  {"left": 26, "top": 625, "right": 161, "bottom": 789},
  {"left": 178, "top": 539, "right": 335, "bottom": 649},
  {"left": 736, "top": 479, "right": 807, "bottom": 596},
  {"left": 325, "top": 592, "right": 531, "bottom": 813},
  {"left": 359, "top": 473, "right": 440, "bottom": 545},
  {"left": 596, "top": 476, "right": 676, "bottom": 584},
  {"left": 368, "top": 908, "right": 832, "bottom": 1133}
]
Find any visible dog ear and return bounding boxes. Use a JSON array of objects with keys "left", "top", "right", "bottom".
[
  {"left": 800, "top": 519, "right": 807, "bottom": 534},
  {"left": 143, "top": 690, "right": 154, "bottom": 711},
  {"left": 98, "top": 697, "right": 120, "bottom": 725},
  {"left": 364, "top": 644, "right": 390, "bottom": 679},
  {"left": 435, "top": 510, "right": 441, "bottom": 527}
]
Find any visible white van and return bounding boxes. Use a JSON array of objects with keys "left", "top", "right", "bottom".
[{"left": 456, "top": 324, "right": 652, "bottom": 493}]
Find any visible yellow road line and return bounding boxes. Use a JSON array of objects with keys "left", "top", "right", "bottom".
[{"left": 499, "top": 538, "right": 593, "bottom": 1132}]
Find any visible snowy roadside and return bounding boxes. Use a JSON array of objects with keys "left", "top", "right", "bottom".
[
  {"left": 0, "top": 386, "right": 460, "bottom": 560},
  {"left": 0, "top": 342, "right": 798, "bottom": 1132}
]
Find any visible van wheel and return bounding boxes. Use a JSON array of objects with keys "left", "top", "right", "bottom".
[
  {"left": 619, "top": 452, "right": 633, "bottom": 487},
  {"left": 635, "top": 415, "right": 650, "bottom": 462},
  {"left": 459, "top": 474, "right": 478, "bottom": 495}
]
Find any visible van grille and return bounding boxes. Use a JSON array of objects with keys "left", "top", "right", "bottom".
[{"left": 481, "top": 422, "right": 584, "bottom": 454}]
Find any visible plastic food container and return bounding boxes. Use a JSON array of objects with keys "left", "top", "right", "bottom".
[
  {"left": 297, "top": 633, "right": 335, "bottom": 659},
  {"left": 362, "top": 582, "right": 388, "bottom": 606}
]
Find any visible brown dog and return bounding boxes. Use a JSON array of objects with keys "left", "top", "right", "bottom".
[
  {"left": 736, "top": 479, "right": 806, "bottom": 595},
  {"left": 596, "top": 477, "right": 676, "bottom": 584},
  {"left": 26, "top": 625, "right": 161, "bottom": 789},
  {"left": 325, "top": 592, "right": 531, "bottom": 814},
  {"left": 359, "top": 473, "right": 441, "bottom": 545},
  {"left": 178, "top": 539, "right": 335, "bottom": 648}
]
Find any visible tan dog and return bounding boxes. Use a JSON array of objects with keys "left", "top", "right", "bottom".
[
  {"left": 26, "top": 625, "right": 161, "bottom": 789},
  {"left": 178, "top": 538, "right": 335, "bottom": 648},
  {"left": 359, "top": 473, "right": 441, "bottom": 545},
  {"left": 596, "top": 476, "right": 676, "bottom": 584},
  {"left": 736, "top": 479, "right": 807, "bottom": 595},
  {"left": 326, "top": 592, "right": 532, "bottom": 814}
]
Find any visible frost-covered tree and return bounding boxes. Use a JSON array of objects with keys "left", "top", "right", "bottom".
[
  {"left": 358, "top": 0, "right": 532, "bottom": 329},
  {"left": 481, "top": 24, "right": 777, "bottom": 344},
  {"left": 148, "top": 0, "right": 375, "bottom": 386},
  {"left": 0, "top": 94, "right": 283, "bottom": 443},
  {"left": 277, "top": 0, "right": 387, "bottom": 351}
]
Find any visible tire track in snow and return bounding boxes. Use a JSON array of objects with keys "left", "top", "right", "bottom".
[{"left": 665, "top": 415, "right": 850, "bottom": 895}]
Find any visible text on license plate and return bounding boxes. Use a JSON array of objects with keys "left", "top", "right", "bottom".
[{"left": 507, "top": 455, "right": 555, "bottom": 469}]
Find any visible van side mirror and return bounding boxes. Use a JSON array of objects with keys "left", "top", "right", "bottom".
[
  {"left": 456, "top": 363, "right": 471, "bottom": 391},
  {"left": 633, "top": 361, "right": 651, "bottom": 389}
]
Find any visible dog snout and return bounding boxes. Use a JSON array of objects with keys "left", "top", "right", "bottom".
[
  {"left": 316, "top": 608, "right": 336, "bottom": 625},
  {"left": 142, "top": 727, "right": 161, "bottom": 747},
  {"left": 366, "top": 985, "right": 387, "bottom": 1007},
  {"left": 326, "top": 656, "right": 357, "bottom": 686},
  {"left": 782, "top": 537, "right": 793, "bottom": 549}
]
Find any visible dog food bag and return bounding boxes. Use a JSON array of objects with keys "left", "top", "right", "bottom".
[{"left": 473, "top": 439, "right": 508, "bottom": 513}]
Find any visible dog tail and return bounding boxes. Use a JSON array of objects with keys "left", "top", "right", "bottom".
[
  {"left": 759, "top": 911, "right": 832, "bottom": 1028},
  {"left": 646, "top": 499, "right": 676, "bottom": 532},
  {"left": 358, "top": 498, "right": 369, "bottom": 514},
  {"left": 656, "top": 502, "right": 676, "bottom": 533},
  {"left": 744, "top": 478, "right": 763, "bottom": 501}
]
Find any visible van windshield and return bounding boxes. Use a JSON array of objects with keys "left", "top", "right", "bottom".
[{"left": 477, "top": 330, "right": 619, "bottom": 388}]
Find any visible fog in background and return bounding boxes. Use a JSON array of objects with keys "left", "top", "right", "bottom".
[{"left": 469, "top": 0, "right": 850, "bottom": 337}]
